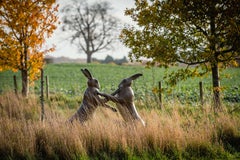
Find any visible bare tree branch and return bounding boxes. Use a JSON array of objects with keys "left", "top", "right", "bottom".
[{"left": 62, "top": 0, "right": 120, "bottom": 63}]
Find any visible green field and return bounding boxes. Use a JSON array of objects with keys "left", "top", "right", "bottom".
[
  {"left": 0, "top": 63, "right": 240, "bottom": 159},
  {"left": 0, "top": 63, "right": 240, "bottom": 106}
]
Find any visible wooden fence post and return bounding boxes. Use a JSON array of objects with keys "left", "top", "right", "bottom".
[
  {"left": 158, "top": 81, "right": 162, "bottom": 109},
  {"left": 46, "top": 76, "right": 49, "bottom": 99},
  {"left": 40, "top": 69, "right": 45, "bottom": 122},
  {"left": 13, "top": 75, "right": 18, "bottom": 96},
  {"left": 199, "top": 81, "right": 203, "bottom": 106}
]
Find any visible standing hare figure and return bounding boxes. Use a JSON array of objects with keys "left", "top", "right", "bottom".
[
  {"left": 69, "top": 68, "right": 117, "bottom": 124},
  {"left": 99, "top": 73, "right": 145, "bottom": 126}
]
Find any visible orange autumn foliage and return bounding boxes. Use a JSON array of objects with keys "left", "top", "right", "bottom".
[{"left": 0, "top": 0, "right": 59, "bottom": 80}]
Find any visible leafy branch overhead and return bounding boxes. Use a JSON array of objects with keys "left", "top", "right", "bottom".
[{"left": 122, "top": 0, "right": 239, "bottom": 68}]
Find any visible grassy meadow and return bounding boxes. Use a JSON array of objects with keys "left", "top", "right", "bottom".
[{"left": 0, "top": 63, "right": 240, "bottom": 159}]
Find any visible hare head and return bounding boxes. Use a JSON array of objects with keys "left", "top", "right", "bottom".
[
  {"left": 81, "top": 68, "right": 100, "bottom": 89},
  {"left": 118, "top": 73, "right": 143, "bottom": 89}
]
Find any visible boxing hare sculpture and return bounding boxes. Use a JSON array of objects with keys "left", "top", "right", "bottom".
[
  {"left": 99, "top": 73, "right": 145, "bottom": 126},
  {"left": 69, "top": 68, "right": 117, "bottom": 124}
]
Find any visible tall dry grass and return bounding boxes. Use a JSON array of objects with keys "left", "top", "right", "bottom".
[{"left": 0, "top": 92, "right": 239, "bottom": 159}]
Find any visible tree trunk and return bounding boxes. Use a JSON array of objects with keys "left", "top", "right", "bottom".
[
  {"left": 87, "top": 54, "right": 92, "bottom": 63},
  {"left": 211, "top": 63, "right": 221, "bottom": 111},
  {"left": 21, "top": 69, "right": 29, "bottom": 97}
]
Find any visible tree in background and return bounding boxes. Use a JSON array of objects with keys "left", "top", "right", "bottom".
[
  {"left": 61, "top": 0, "right": 120, "bottom": 63},
  {"left": 0, "top": 0, "right": 59, "bottom": 97},
  {"left": 120, "top": 0, "right": 240, "bottom": 111}
]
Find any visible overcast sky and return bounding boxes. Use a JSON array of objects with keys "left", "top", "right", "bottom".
[{"left": 45, "top": 0, "right": 136, "bottom": 60}]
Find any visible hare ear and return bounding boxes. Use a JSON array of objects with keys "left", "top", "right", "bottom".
[
  {"left": 129, "top": 73, "right": 143, "bottom": 80},
  {"left": 84, "top": 69, "right": 93, "bottom": 79},
  {"left": 81, "top": 68, "right": 93, "bottom": 79}
]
